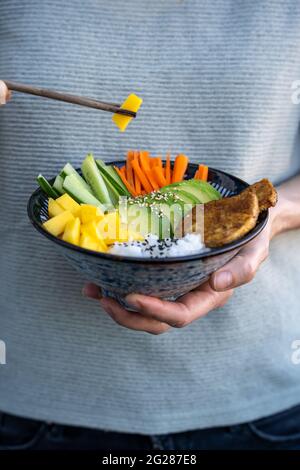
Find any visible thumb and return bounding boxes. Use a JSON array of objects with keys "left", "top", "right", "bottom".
[{"left": 210, "top": 237, "right": 270, "bottom": 291}]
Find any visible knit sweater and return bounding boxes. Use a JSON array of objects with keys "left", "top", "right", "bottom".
[{"left": 0, "top": 0, "right": 300, "bottom": 434}]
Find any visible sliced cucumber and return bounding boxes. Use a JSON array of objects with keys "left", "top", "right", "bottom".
[
  {"left": 82, "top": 154, "right": 112, "bottom": 205},
  {"left": 53, "top": 175, "right": 65, "bottom": 195},
  {"left": 37, "top": 174, "right": 59, "bottom": 199},
  {"left": 60, "top": 163, "right": 91, "bottom": 192},
  {"left": 99, "top": 172, "right": 120, "bottom": 207},
  {"left": 63, "top": 174, "right": 105, "bottom": 210},
  {"left": 96, "top": 160, "right": 130, "bottom": 197}
]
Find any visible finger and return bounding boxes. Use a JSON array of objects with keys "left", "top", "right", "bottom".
[
  {"left": 125, "top": 282, "right": 232, "bottom": 328},
  {"left": 210, "top": 234, "right": 270, "bottom": 291},
  {"left": 100, "top": 297, "right": 171, "bottom": 335},
  {"left": 82, "top": 283, "right": 102, "bottom": 299},
  {"left": 0, "top": 81, "right": 11, "bottom": 105}
]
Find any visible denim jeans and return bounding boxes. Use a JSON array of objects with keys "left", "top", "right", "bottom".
[{"left": 1, "top": 404, "right": 300, "bottom": 450}]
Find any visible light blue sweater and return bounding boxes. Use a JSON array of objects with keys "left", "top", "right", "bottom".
[{"left": 0, "top": 0, "right": 300, "bottom": 434}]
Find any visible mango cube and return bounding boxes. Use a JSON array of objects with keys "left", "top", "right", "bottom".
[
  {"left": 112, "top": 93, "right": 143, "bottom": 132},
  {"left": 48, "top": 198, "right": 64, "bottom": 218},
  {"left": 62, "top": 217, "right": 81, "bottom": 245},
  {"left": 79, "top": 204, "right": 104, "bottom": 224},
  {"left": 81, "top": 220, "right": 102, "bottom": 240},
  {"left": 56, "top": 194, "right": 81, "bottom": 216},
  {"left": 80, "top": 234, "right": 107, "bottom": 253},
  {"left": 43, "top": 211, "right": 75, "bottom": 236},
  {"left": 97, "top": 211, "right": 120, "bottom": 243}
]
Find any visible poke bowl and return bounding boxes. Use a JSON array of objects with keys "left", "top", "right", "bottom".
[{"left": 27, "top": 156, "right": 270, "bottom": 306}]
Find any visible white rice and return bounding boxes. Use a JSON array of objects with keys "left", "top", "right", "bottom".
[{"left": 108, "top": 233, "right": 207, "bottom": 258}]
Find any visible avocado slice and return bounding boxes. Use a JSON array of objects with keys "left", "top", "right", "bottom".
[
  {"left": 184, "top": 179, "right": 221, "bottom": 201},
  {"left": 126, "top": 204, "right": 151, "bottom": 237},
  {"left": 161, "top": 179, "right": 221, "bottom": 203},
  {"left": 126, "top": 202, "right": 173, "bottom": 239}
]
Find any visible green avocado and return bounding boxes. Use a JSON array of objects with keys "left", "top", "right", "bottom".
[{"left": 160, "top": 178, "right": 221, "bottom": 204}]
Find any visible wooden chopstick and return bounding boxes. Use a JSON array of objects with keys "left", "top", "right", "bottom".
[{"left": 4, "top": 80, "right": 136, "bottom": 118}]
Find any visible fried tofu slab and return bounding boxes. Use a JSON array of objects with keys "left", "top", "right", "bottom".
[
  {"left": 204, "top": 190, "right": 259, "bottom": 247},
  {"left": 189, "top": 178, "right": 277, "bottom": 248},
  {"left": 242, "top": 178, "right": 278, "bottom": 212}
]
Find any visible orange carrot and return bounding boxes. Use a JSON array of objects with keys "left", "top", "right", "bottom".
[
  {"left": 146, "top": 168, "right": 159, "bottom": 191},
  {"left": 131, "top": 158, "right": 153, "bottom": 194},
  {"left": 153, "top": 157, "right": 163, "bottom": 168},
  {"left": 126, "top": 150, "right": 135, "bottom": 187},
  {"left": 133, "top": 151, "right": 142, "bottom": 194},
  {"left": 138, "top": 151, "right": 159, "bottom": 191},
  {"left": 114, "top": 166, "right": 137, "bottom": 197},
  {"left": 153, "top": 165, "right": 167, "bottom": 188},
  {"left": 172, "top": 154, "right": 189, "bottom": 183},
  {"left": 120, "top": 166, "right": 126, "bottom": 176},
  {"left": 149, "top": 158, "right": 156, "bottom": 168},
  {"left": 198, "top": 164, "right": 208, "bottom": 181},
  {"left": 165, "top": 153, "right": 171, "bottom": 185},
  {"left": 134, "top": 171, "right": 142, "bottom": 194},
  {"left": 139, "top": 151, "right": 151, "bottom": 173}
]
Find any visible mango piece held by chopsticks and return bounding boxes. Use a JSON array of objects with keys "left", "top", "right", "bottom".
[{"left": 112, "top": 93, "right": 143, "bottom": 132}]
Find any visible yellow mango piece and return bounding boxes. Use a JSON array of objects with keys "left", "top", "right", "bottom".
[
  {"left": 80, "top": 234, "right": 107, "bottom": 253},
  {"left": 56, "top": 193, "right": 81, "bottom": 215},
  {"left": 79, "top": 204, "right": 104, "bottom": 224},
  {"left": 82, "top": 220, "right": 102, "bottom": 240},
  {"left": 97, "top": 238, "right": 108, "bottom": 252},
  {"left": 112, "top": 93, "right": 143, "bottom": 132},
  {"left": 80, "top": 233, "right": 99, "bottom": 251},
  {"left": 62, "top": 217, "right": 81, "bottom": 246},
  {"left": 97, "top": 211, "right": 120, "bottom": 243},
  {"left": 48, "top": 198, "right": 64, "bottom": 218},
  {"left": 43, "top": 211, "right": 75, "bottom": 237}
]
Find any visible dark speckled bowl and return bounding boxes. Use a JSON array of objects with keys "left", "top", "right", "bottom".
[{"left": 27, "top": 162, "right": 268, "bottom": 306}]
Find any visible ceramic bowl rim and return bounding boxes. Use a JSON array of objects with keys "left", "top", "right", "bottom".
[{"left": 27, "top": 162, "right": 269, "bottom": 265}]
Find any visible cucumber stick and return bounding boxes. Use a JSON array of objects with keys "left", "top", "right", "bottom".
[
  {"left": 99, "top": 172, "right": 120, "bottom": 206},
  {"left": 60, "top": 163, "right": 91, "bottom": 192},
  {"left": 81, "top": 154, "right": 112, "bottom": 205},
  {"left": 96, "top": 159, "right": 130, "bottom": 197},
  {"left": 53, "top": 175, "right": 65, "bottom": 195},
  {"left": 37, "top": 175, "right": 59, "bottom": 199},
  {"left": 63, "top": 174, "right": 105, "bottom": 210}
]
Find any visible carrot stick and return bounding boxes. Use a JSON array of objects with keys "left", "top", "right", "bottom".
[
  {"left": 131, "top": 158, "right": 153, "bottom": 194},
  {"left": 133, "top": 151, "right": 142, "bottom": 195},
  {"left": 149, "top": 158, "right": 156, "bottom": 168},
  {"left": 120, "top": 166, "right": 126, "bottom": 176},
  {"left": 172, "top": 154, "right": 189, "bottom": 183},
  {"left": 134, "top": 171, "right": 142, "bottom": 194},
  {"left": 198, "top": 164, "right": 208, "bottom": 181},
  {"left": 138, "top": 151, "right": 159, "bottom": 191},
  {"left": 153, "top": 157, "right": 163, "bottom": 168},
  {"left": 126, "top": 150, "right": 135, "bottom": 187},
  {"left": 145, "top": 168, "right": 159, "bottom": 190},
  {"left": 165, "top": 153, "right": 171, "bottom": 185},
  {"left": 153, "top": 165, "right": 167, "bottom": 188},
  {"left": 139, "top": 151, "right": 151, "bottom": 173},
  {"left": 114, "top": 166, "right": 137, "bottom": 197}
]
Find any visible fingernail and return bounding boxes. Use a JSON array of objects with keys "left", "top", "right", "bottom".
[
  {"left": 214, "top": 271, "right": 233, "bottom": 290},
  {"left": 125, "top": 294, "right": 140, "bottom": 309}
]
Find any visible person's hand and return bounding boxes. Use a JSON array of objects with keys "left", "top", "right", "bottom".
[
  {"left": 0, "top": 81, "right": 11, "bottom": 105},
  {"left": 83, "top": 199, "right": 284, "bottom": 335}
]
